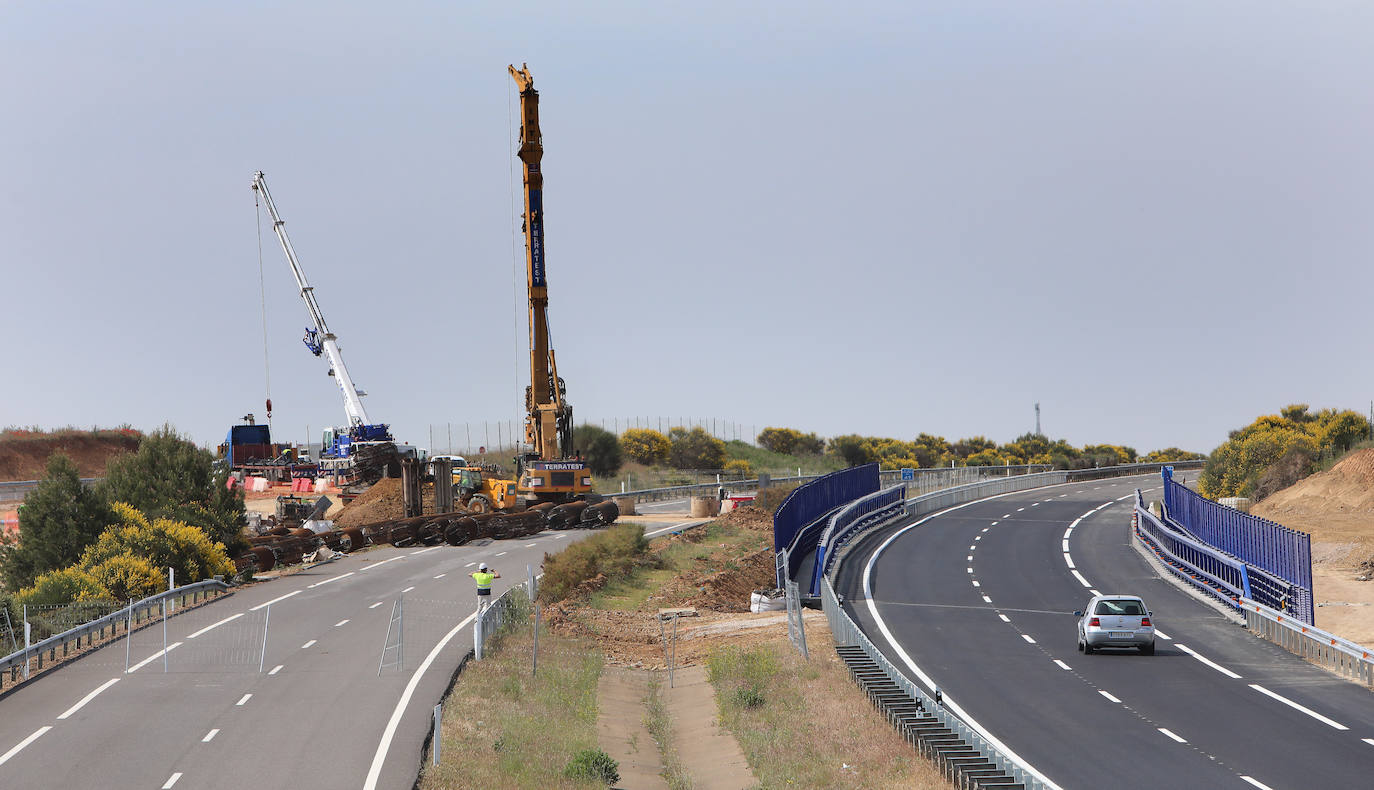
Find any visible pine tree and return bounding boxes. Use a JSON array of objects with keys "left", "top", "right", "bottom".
[{"left": 1, "top": 454, "right": 114, "bottom": 590}]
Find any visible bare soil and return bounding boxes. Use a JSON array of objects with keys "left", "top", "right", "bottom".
[
  {"left": 1252, "top": 448, "right": 1374, "bottom": 643},
  {"left": 0, "top": 433, "right": 139, "bottom": 481}
]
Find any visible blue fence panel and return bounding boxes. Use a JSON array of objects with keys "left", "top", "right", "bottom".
[
  {"left": 773, "top": 463, "right": 879, "bottom": 553},
  {"left": 810, "top": 485, "right": 906, "bottom": 595},
  {"left": 1160, "top": 468, "right": 1313, "bottom": 624}
]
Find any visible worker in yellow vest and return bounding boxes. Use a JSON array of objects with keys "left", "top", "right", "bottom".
[{"left": 471, "top": 562, "right": 500, "bottom": 612}]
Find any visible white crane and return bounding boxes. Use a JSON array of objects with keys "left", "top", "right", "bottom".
[{"left": 252, "top": 171, "right": 391, "bottom": 457}]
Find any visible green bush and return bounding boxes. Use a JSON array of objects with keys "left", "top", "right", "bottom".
[
  {"left": 87, "top": 553, "right": 165, "bottom": 601},
  {"left": 573, "top": 424, "right": 623, "bottom": 478},
  {"left": 80, "top": 503, "right": 235, "bottom": 585},
  {"left": 537, "top": 523, "right": 654, "bottom": 603},
  {"left": 13, "top": 567, "right": 107, "bottom": 608},
  {"left": 668, "top": 426, "right": 726, "bottom": 469},
  {"left": 563, "top": 748, "right": 619, "bottom": 785},
  {"left": 1, "top": 454, "right": 115, "bottom": 590},
  {"left": 620, "top": 428, "right": 670, "bottom": 465}
]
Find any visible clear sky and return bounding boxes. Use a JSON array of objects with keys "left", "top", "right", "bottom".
[{"left": 4, "top": 1, "right": 1372, "bottom": 458}]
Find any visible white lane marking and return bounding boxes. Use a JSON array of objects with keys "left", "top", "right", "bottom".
[
  {"left": 969, "top": 545, "right": 976, "bottom": 551},
  {"left": 524, "top": 543, "right": 537, "bottom": 547},
  {"left": 1031, "top": 502, "right": 1039, "bottom": 507},
  {"left": 361, "top": 556, "right": 405, "bottom": 572},
  {"left": 1062, "top": 527, "right": 1074, "bottom": 540},
  {"left": 967, "top": 556, "right": 973, "bottom": 561},
  {"left": 187, "top": 612, "right": 244, "bottom": 639},
  {"left": 307, "top": 571, "right": 355, "bottom": 589},
  {"left": 1061, "top": 539, "right": 1070, "bottom": 552},
  {"left": 1363, "top": 738, "right": 1374, "bottom": 747},
  {"left": 401, "top": 586, "right": 415, "bottom": 593},
  {"left": 1021, "top": 634, "right": 1036, "bottom": 644},
  {"left": 334, "top": 619, "right": 350, "bottom": 627},
  {"left": 203, "top": 729, "right": 219, "bottom": 742},
  {"left": 1099, "top": 690, "right": 1121, "bottom": 703},
  {"left": 1059, "top": 494, "right": 1068, "bottom": 497},
  {"left": 1064, "top": 554, "right": 1075, "bottom": 569},
  {"left": 128, "top": 643, "right": 182, "bottom": 673},
  {"left": 302, "top": 640, "right": 317, "bottom": 649},
  {"left": 411, "top": 547, "right": 440, "bottom": 555},
  {"left": 269, "top": 665, "right": 283, "bottom": 676},
  {"left": 981, "top": 527, "right": 990, "bottom": 532},
  {"left": 1070, "top": 570, "right": 1092, "bottom": 588},
  {"left": 1053, "top": 660, "right": 1071, "bottom": 670},
  {"left": 1016, "top": 508, "right": 1025, "bottom": 512},
  {"left": 495, "top": 551, "right": 508, "bottom": 557},
  {"left": 162, "top": 773, "right": 182, "bottom": 789},
  {"left": 974, "top": 536, "right": 982, "bottom": 541},
  {"left": 363, "top": 609, "right": 480, "bottom": 790},
  {"left": 250, "top": 590, "right": 300, "bottom": 611},
  {"left": 1158, "top": 728, "right": 1187, "bottom": 743},
  {"left": 434, "top": 574, "right": 446, "bottom": 579},
  {"left": 1248, "top": 684, "right": 1348, "bottom": 730},
  {"left": 972, "top": 580, "right": 981, "bottom": 587},
  {"left": 967, "top": 567, "right": 973, "bottom": 574},
  {"left": 1089, "top": 589, "right": 1101, "bottom": 596},
  {"left": 1154, "top": 629, "right": 1172, "bottom": 640},
  {"left": 236, "top": 694, "right": 252, "bottom": 706},
  {"left": 1176, "top": 644, "right": 1242, "bottom": 679},
  {"left": 369, "top": 602, "right": 383, "bottom": 609},
  {"left": 645, "top": 520, "right": 703, "bottom": 538},
  {"left": 1002, "top": 513, "right": 1011, "bottom": 518},
  {"left": 1240, "top": 776, "right": 1276, "bottom": 790},
  {"left": 554, "top": 534, "right": 566, "bottom": 539},
  {"left": 1116, "top": 494, "right": 1135, "bottom": 502},
  {"left": 990, "top": 521, "right": 999, "bottom": 525},
  {"left": 1043, "top": 499, "right": 1055, "bottom": 503},
  {"left": 0, "top": 727, "right": 53, "bottom": 768},
  {"left": 998, "top": 614, "right": 1011, "bottom": 623},
  {"left": 58, "top": 678, "right": 120, "bottom": 719},
  {"left": 982, "top": 595, "right": 992, "bottom": 603},
  {"left": 464, "top": 562, "right": 476, "bottom": 568}
]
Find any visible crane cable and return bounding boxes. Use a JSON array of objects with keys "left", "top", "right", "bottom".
[{"left": 255, "top": 189, "right": 272, "bottom": 431}]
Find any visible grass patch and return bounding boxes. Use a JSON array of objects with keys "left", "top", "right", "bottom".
[
  {"left": 420, "top": 624, "right": 607, "bottom": 790},
  {"left": 538, "top": 523, "right": 660, "bottom": 604},
  {"left": 644, "top": 674, "right": 692, "bottom": 790},
  {"left": 707, "top": 637, "right": 948, "bottom": 789},
  {"left": 586, "top": 520, "right": 769, "bottom": 611}
]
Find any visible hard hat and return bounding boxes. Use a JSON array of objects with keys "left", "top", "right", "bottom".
[{"left": 479, "top": 562, "right": 488, "bottom": 571}]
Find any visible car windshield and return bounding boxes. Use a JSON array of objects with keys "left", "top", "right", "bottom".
[{"left": 1095, "top": 599, "right": 1145, "bottom": 616}]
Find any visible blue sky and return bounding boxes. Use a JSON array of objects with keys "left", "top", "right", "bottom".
[{"left": 4, "top": 1, "right": 1372, "bottom": 457}]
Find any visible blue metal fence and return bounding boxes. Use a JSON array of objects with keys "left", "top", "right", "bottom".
[
  {"left": 1134, "top": 495, "right": 1250, "bottom": 604},
  {"left": 773, "top": 463, "right": 879, "bottom": 554},
  {"left": 810, "top": 485, "right": 906, "bottom": 595},
  {"left": 1160, "top": 468, "right": 1313, "bottom": 624}
]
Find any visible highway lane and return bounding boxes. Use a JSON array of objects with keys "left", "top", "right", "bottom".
[{"left": 839, "top": 476, "right": 1374, "bottom": 789}]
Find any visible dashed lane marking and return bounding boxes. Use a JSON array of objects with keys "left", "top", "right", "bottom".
[
  {"left": 1021, "top": 634, "right": 1036, "bottom": 644},
  {"left": 495, "top": 551, "right": 508, "bottom": 557},
  {"left": 302, "top": 640, "right": 317, "bottom": 649},
  {"left": 236, "top": 694, "right": 252, "bottom": 706},
  {"left": 360, "top": 556, "right": 405, "bottom": 572},
  {"left": 1248, "top": 684, "right": 1348, "bottom": 730},
  {"left": 369, "top": 602, "right": 383, "bottom": 609},
  {"left": 1158, "top": 728, "right": 1186, "bottom": 743},
  {"left": 269, "top": 665, "right": 283, "bottom": 676},
  {"left": 334, "top": 619, "right": 350, "bottom": 627},
  {"left": 1099, "top": 690, "right": 1121, "bottom": 703},
  {"left": 998, "top": 614, "right": 1011, "bottom": 623},
  {"left": 972, "top": 580, "right": 980, "bottom": 587},
  {"left": 1070, "top": 570, "right": 1092, "bottom": 588},
  {"left": 1154, "top": 629, "right": 1172, "bottom": 640},
  {"left": 58, "top": 678, "right": 120, "bottom": 719},
  {"left": 1064, "top": 554, "right": 1075, "bottom": 568},
  {"left": 250, "top": 590, "right": 300, "bottom": 611},
  {"left": 434, "top": 574, "right": 446, "bottom": 579},
  {"left": 307, "top": 571, "right": 355, "bottom": 589},
  {"left": 524, "top": 543, "right": 537, "bottom": 547},
  {"left": 0, "top": 727, "right": 51, "bottom": 768},
  {"left": 1053, "top": 659, "right": 1071, "bottom": 670},
  {"left": 411, "top": 547, "right": 441, "bottom": 555},
  {"left": 401, "top": 586, "right": 415, "bottom": 593},
  {"left": 188, "top": 612, "right": 244, "bottom": 639},
  {"left": 162, "top": 773, "right": 182, "bottom": 789},
  {"left": 128, "top": 643, "right": 182, "bottom": 673},
  {"left": 1239, "top": 777, "right": 1275, "bottom": 790},
  {"left": 982, "top": 595, "right": 992, "bottom": 603},
  {"left": 464, "top": 562, "right": 476, "bottom": 568},
  {"left": 203, "top": 729, "right": 219, "bottom": 742},
  {"left": 1176, "top": 644, "right": 1242, "bottom": 679}
]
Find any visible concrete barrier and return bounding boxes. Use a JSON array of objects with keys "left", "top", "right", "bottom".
[
  {"left": 613, "top": 496, "right": 637, "bottom": 516},
  {"left": 690, "top": 496, "right": 720, "bottom": 518}
]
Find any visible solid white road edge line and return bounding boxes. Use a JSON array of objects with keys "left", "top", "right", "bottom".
[
  {"left": 187, "top": 612, "right": 244, "bottom": 639},
  {"left": 363, "top": 609, "right": 479, "bottom": 790},
  {"left": 250, "top": 590, "right": 300, "bottom": 611},
  {"left": 1175, "top": 644, "right": 1242, "bottom": 679},
  {"left": 862, "top": 494, "right": 1066, "bottom": 790},
  {"left": 57, "top": 677, "right": 120, "bottom": 719},
  {"left": 1248, "top": 684, "right": 1349, "bottom": 730}
]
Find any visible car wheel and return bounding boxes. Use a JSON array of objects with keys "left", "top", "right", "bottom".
[
  {"left": 1141, "top": 641, "right": 1155, "bottom": 656},
  {"left": 1083, "top": 641, "right": 1094, "bottom": 655}
]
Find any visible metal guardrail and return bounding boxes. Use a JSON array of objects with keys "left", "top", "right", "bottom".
[
  {"left": 1240, "top": 596, "right": 1374, "bottom": 686},
  {"left": 474, "top": 581, "right": 532, "bottom": 661},
  {"left": 1133, "top": 494, "right": 1250, "bottom": 604},
  {"left": 0, "top": 478, "right": 101, "bottom": 503},
  {"left": 0, "top": 579, "right": 230, "bottom": 691},
  {"left": 821, "top": 577, "right": 1048, "bottom": 789},
  {"left": 810, "top": 485, "right": 906, "bottom": 595},
  {"left": 613, "top": 474, "right": 822, "bottom": 505}
]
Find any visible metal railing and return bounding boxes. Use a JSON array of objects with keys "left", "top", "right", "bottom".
[
  {"left": 474, "top": 582, "right": 533, "bottom": 661},
  {"left": 0, "top": 579, "right": 230, "bottom": 691},
  {"left": 821, "top": 577, "right": 1047, "bottom": 789},
  {"left": 1133, "top": 495, "right": 1250, "bottom": 604},
  {"left": 0, "top": 478, "right": 101, "bottom": 503},
  {"left": 810, "top": 484, "right": 906, "bottom": 594},
  {"left": 612, "top": 474, "right": 823, "bottom": 505},
  {"left": 1241, "top": 597, "right": 1374, "bottom": 686}
]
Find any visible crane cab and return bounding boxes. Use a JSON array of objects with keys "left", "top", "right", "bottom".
[{"left": 518, "top": 458, "right": 593, "bottom": 504}]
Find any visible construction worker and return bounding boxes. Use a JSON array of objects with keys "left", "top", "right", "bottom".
[{"left": 471, "top": 562, "right": 500, "bottom": 612}]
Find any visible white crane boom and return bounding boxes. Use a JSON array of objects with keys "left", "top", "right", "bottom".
[{"left": 251, "top": 171, "right": 372, "bottom": 429}]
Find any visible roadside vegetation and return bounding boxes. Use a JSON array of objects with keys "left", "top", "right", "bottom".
[
  {"left": 0, "top": 425, "right": 240, "bottom": 634},
  {"left": 1200, "top": 404, "right": 1370, "bottom": 500}
]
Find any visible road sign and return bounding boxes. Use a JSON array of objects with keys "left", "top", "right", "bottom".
[{"left": 901, "top": 468, "right": 914, "bottom": 481}]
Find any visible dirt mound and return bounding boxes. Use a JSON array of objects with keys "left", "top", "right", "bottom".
[
  {"left": 1255, "top": 448, "right": 1374, "bottom": 517},
  {"left": 0, "top": 433, "right": 140, "bottom": 481},
  {"left": 335, "top": 478, "right": 406, "bottom": 527},
  {"left": 717, "top": 505, "right": 772, "bottom": 532}
]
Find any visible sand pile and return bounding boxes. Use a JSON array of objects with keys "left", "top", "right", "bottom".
[{"left": 334, "top": 478, "right": 406, "bottom": 528}]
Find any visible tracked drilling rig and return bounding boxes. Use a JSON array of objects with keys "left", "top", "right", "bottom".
[{"left": 508, "top": 64, "right": 595, "bottom": 506}]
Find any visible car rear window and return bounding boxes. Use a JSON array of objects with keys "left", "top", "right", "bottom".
[{"left": 1094, "top": 600, "right": 1145, "bottom": 615}]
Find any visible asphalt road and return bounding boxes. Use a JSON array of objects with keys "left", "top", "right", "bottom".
[
  {"left": 0, "top": 518, "right": 700, "bottom": 790},
  {"left": 836, "top": 475, "right": 1374, "bottom": 790}
]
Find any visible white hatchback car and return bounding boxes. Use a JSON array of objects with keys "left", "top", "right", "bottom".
[{"left": 1075, "top": 594, "right": 1155, "bottom": 655}]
